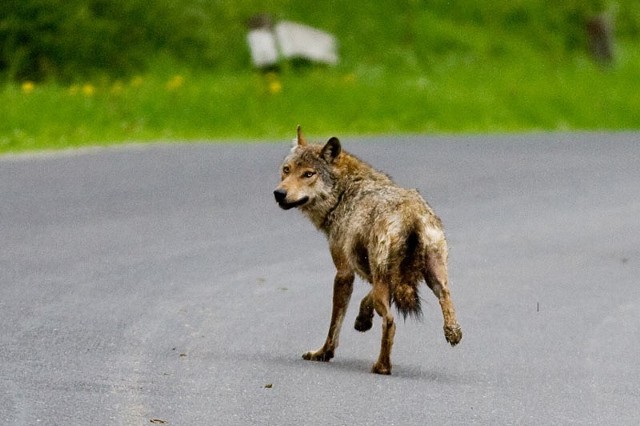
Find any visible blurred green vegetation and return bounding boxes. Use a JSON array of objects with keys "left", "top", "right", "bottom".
[
  {"left": 2, "top": 0, "right": 639, "bottom": 81},
  {"left": 1, "top": 1, "right": 639, "bottom": 152}
]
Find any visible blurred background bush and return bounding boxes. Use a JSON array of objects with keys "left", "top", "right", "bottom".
[{"left": 2, "top": 0, "right": 639, "bottom": 82}]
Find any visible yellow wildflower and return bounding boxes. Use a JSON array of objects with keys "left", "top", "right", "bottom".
[
  {"left": 82, "top": 84, "right": 95, "bottom": 97},
  {"left": 166, "top": 75, "right": 185, "bottom": 91},
  {"left": 268, "top": 79, "right": 282, "bottom": 94},
  {"left": 265, "top": 72, "right": 282, "bottom": 94},
  {"left": 21, "top": 81, "right": 35, "bottom": 94}
]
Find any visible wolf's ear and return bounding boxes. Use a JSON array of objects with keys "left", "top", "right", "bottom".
[
  {"left": 321, "top": 137, "right": 341, "bottom": 163},
  {"left": 293, "top": 125, "right": 308, "bottom": 147}
]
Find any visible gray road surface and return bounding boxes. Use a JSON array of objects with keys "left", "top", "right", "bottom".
[{"left": 1, "top": 133, "right": 639, "bottom": 425}]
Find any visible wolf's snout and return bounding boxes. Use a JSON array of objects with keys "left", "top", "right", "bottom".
[{"left": 274, "top": 188, "right": 287, "bottom": 203}]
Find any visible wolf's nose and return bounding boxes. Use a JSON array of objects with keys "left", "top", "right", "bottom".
[{"left": 273, "top": 188, "right": 287, "bottom": 203}]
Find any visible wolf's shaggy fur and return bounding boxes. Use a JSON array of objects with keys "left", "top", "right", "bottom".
[{"left": 274, "top": 127, "right": 462, "bottom": 374}]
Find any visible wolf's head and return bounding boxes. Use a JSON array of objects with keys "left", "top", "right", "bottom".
[{"left": 273, "top": 126, "right": 341, "bottom": 211}]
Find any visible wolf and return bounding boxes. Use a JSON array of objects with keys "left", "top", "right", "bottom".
[{"left": 273, "top": 127, "right": 462, "bottom": 375}]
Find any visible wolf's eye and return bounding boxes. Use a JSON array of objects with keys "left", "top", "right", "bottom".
[
  {"left": 282, "top": 166, "right": 290, "bottom": 174},
  {"left": 302, "top": 171, "right": 315, "bottom": 178}
]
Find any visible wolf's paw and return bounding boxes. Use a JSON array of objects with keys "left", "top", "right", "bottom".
[
  {"left": 302, "top": 349, "right": 334, "bottom": 362},
  {"left": 354, "top": 314, "right": 373, "bottom": 332},
  {"left": 444, "top": 323, "right": 462, "bottom": 346},
  {"left": 371, "top": 362, "right": 392, "bottom": 375}
]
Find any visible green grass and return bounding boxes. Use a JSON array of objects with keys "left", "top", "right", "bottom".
[
  {"left": 3, "top": 0, "right": 640, "bottom": 153},
  {"left": 2, "top": 47, "right": 639, "bottom": 154}
]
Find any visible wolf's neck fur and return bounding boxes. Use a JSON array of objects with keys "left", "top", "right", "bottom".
[{"left": 302, "top": 151, "right": 391, "bottom": 232}]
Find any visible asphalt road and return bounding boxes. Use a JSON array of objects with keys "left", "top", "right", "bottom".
[{"left": 1, "top": 133, "right": 639, "bottom": 425}]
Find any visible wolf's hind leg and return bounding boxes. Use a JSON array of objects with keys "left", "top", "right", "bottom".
[
  {"left": 354, "top": 290, "right": 374, "bottom": 332},
  {"left": 303, "top": 270, "right": 354, "bottom": 362},
  {"left": 424, "top": 249, "right": 462, "bottom": 346},
  {"left": 370, "top": 281, "right": 396, "bottom": 375}
]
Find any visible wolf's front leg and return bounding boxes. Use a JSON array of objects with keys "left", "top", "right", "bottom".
[{"left": 303, "top": 270, "right": 354, "bottom": 362}]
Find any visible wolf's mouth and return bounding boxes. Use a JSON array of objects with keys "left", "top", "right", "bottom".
[{"left": 278, "top": 196, "right": 309, "bottom": 210}]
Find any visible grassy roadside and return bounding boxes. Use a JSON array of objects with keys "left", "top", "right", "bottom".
[
  {"left": 3, "top": 47, "right": 639, "bottom": 154},
  {"left": 3, "top": 1, "right": 640, "bottom": 153}
]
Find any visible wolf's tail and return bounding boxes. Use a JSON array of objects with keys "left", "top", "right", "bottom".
[
  {"left": 393, "top": 283, "right": 422, "bottom": 320},
  {"left": 391, "top": 224, "right": 425, "bottom": 320}
]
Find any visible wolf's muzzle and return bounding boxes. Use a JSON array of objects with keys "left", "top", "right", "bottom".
[
  {"left": 273, "top": 189, "right": 309, "bottom": 209},
  {"left": 273, "top": 188, "right": 287, "bottom": 203}
]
